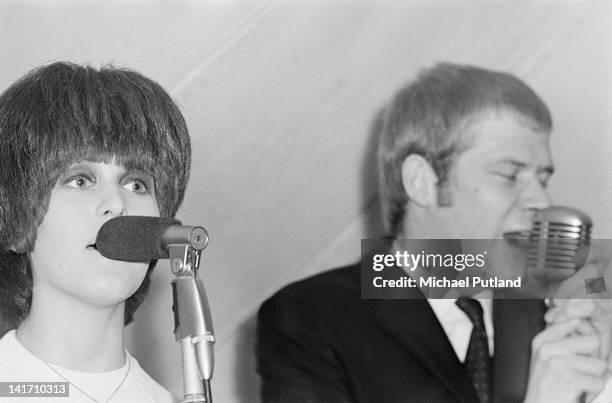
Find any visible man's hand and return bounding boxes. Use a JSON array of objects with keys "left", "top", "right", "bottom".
[
  {"left": 526, "top": 241, "right": 612, "bottom": 403},
  {"left": 544, "top": 299, "right": 612, "bottom": 403},
  {"left": 549, "top": 242, "right": 612, "bottom": 367},
  {"left": 546, "top": 299, "right": 612, "bottom": 364},
  {"left": 524, "top": 315, "right": 608, "bottom": 403}
]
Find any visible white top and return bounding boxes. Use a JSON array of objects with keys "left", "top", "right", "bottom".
[
  {"left": 428, "top": 293, "right": 494, "bottom": 362},
  {"left": 0, "top": 330, "right": 178, "bottom": 402}
]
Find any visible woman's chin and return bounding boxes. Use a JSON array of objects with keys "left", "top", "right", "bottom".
[{"left": 74, "top": 268, "right": 148, "bottom": 307}]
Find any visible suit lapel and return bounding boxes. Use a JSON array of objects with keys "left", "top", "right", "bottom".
[{"left": 373, "top": 295, "right": 479, "bottom": 403}]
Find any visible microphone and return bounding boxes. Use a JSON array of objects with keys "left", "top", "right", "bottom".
[
  {"left": 97, "top": 216, "right": 215, "bottom": 401},
  {"left": 526, "top": 208, "right": 597, "bottom": 403},
  {"left": 95, "top": 216, "right": 209, "bottom": 261},
  {"left": 526, "top": 206, "right": 592, "bottom": 284}
]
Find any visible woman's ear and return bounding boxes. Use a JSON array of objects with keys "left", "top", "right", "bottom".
[{"left": 400, "top": 154, "right": 439, "bottom": 207}]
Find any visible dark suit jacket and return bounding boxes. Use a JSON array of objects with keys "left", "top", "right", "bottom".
[{"left": 256, "top": 263, "right": 545, "bottom": 403}]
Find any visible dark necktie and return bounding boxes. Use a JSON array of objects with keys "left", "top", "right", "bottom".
[{"left": 455, "top": 297, "right": 492, "bottom": 403}]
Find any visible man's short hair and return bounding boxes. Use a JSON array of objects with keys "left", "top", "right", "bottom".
[
  {"left": 377, "top": 62, "right": 552, "bottom": 237},
  {"left": 0, "top": 61, "right": 191, "bottom": 328}
]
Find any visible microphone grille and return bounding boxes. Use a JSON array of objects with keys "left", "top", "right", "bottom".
[
  {"left": 526, "top": 206, "right": 592, "bottom": 277},
  {"left": 96, "top": 216, "right": 181, "bottom": 261}
]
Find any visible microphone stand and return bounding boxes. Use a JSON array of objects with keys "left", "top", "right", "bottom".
[{"left": 169, "top": 233, "right": 214, "bottom": 403}]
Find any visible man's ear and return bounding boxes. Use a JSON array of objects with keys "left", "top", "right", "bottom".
[{"left": 400, "top": 154, "right": 439, "bottom": 207}]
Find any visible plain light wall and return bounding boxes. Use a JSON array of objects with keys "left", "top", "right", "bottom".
[{"left": 1, "top": 1, "right": 611, "bottom": 402}]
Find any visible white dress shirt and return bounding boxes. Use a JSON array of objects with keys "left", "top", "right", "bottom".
[{"left": 428, "top": 291, "right": 494, "bottom": 362}]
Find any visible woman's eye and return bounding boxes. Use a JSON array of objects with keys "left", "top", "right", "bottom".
[
  {"left": 123, "top": 179, "right": 148, "bottom": 194},
  {"left": 65, "top": 175, "right": 94, "bottom": 189}
]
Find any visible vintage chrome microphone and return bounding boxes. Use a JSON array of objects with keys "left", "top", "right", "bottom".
[
  {"left": 525, "top": 206, "right": 592, "bottom": 285},
  {"left": 525, "top": 207, "right": 593, "bottom": 403},
  {"left": 506, "top": 207, "right": 595, "bottom": 403}
]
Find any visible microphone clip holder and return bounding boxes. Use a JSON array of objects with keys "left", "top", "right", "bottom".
[{"left": 169, "top": 242, "right": 214, "bottom": 403}]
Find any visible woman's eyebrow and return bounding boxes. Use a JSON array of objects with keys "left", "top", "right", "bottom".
[
  {"left": 59, "top": 161, "right": 95, "bottom": 176},
  {"left": 123, "top": 168, "right": 153, "bottom": 177},
  {"left": 66, "top": 161, "right": 90, "bottom": 170}
]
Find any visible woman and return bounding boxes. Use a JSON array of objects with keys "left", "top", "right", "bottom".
[{"left": 0, "top": 62, "right": 191, "bottom": 402}]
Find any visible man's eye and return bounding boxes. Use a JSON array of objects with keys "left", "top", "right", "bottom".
[
  {"left": 497, "top": 173, "right": 517, "bottom": 182},
  {"left": 123, "top": 179, "right": 148, "bottom": 194},
  {"left": 65, "top": 175, "right": 94, "bottom": 189}
]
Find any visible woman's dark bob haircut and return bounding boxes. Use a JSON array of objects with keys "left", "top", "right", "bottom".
[{"left": 0, "top": 61, "right": 191, "bottom": 329}]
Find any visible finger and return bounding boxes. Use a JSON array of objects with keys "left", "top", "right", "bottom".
[
  {"left": 555, "top": 355, "right": 608, "bottom": 377},
  {"left": 535, "top": 334, "right": 601, "bottom": 358},
  {"left": 545, "top": 300, "right": 597, "bottom": 323},
  {"left": 589, "top": 315, "right": 612, "bottom": 360},
  {"left": 568, "top": 372, "right": 606, "bottom": 396},
  {"left": 534, "top": 318, "right": 591, "bottom": 346},
  {"left": 575, "top": 319, "right": 598, "bottom": 336}
]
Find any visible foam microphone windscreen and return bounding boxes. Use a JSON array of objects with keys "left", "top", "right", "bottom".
[{"left": 96, "top": 216, "right": 181, "bottom": 261}]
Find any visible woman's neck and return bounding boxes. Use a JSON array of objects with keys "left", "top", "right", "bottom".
[{"left": 16, "top": 287, "right": 126, "bottom": 372}]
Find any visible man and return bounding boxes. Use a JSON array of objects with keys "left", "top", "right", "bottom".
[{"left": 256, "top": 63, "right": 608, "bottom": 402}]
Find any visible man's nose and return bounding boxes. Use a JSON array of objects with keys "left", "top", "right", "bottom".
[
  {"left": 95, "top": 185, "right": 127, "bottom": 217},
  {"left": 521, "top": 179, "right": 552, "bottom": 211}
]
